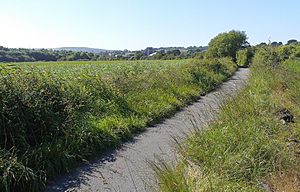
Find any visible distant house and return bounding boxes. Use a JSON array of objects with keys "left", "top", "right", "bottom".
[{"left": 149, "top": 52, "right": 157, "bottom": 57}]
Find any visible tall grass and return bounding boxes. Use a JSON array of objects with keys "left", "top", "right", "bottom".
[
  {"left": 0, "top": 58, "right": 237, "bottom": 191},
  {"left": 155, "top": 50, "right": 300, "bottom": 191}
]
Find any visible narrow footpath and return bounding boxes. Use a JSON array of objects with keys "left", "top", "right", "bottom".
[{"left": 47, "top": 68, "right": 249, "bottom": 192}]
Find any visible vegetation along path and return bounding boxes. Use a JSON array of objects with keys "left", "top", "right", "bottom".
[{"left": 47, "top": 68, "right": 249, "bottom": 192}]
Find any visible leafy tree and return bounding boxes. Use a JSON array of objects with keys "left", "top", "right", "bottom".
[
  {"left": 134, "top": 51, "right": 144, "bottom": 60},
  {"left": 257, "top": 42, "right": 267, "bottom": 47},
  {"left": 144, "top": 47, "right": 155, "bottom": 56},
  {"left": 172, "top": 49, "right": 181, "bottom": 56},
  {"left": 271, "top": 41, "right": 283, "bottom": 46},
  {"left": 287, "top": 39, "right": 298, "bottom": 45},
  {"left": 193, "top": 52, "right": 205, "bottom": 59},
  {"left": 207, "top": 30, "right": 248, "bottom": 61}
]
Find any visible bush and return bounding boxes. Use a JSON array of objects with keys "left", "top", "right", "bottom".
[
  {"left": 206, "top": 30, "right": 249, "bottom": 61},
  {"left": 252, "top": 46, "right": 280, "bottom": 68},
  {"left": 236, "top": 48, "right": 253, "bottom": 67},
  {"left": 290, "top": 44, "right": 300, "bottom": 59}
]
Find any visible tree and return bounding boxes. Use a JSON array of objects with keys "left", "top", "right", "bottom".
[
  {"left": 287, "top": 39, "right": 298, "bottom": 45},
  {"left": 206, "top": 30, "right": 248, "bottom": 61},
  {"left": 271, "top": 41, "right": 283, "bottom": 46},
  {"left": 172, "top": 49, "right": 181, "bottom": 56},
  {"left": 257, "top": 42, "right": 267, "bottom": 47},
  {"left": 134, "top": 51, "right": 144, "bottom": 60}
]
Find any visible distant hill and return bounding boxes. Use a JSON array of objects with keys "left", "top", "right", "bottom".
[{"left": 54, "top": 47, "right": 110, "bottom": 53}]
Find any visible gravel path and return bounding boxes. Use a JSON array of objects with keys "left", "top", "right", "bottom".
[{"left": 47, "top": 68, "right": 249, "bottom": 192}]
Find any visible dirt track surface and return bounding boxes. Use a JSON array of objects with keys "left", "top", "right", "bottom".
[{"left": 47, "top": 68, "right": 249, "bottom": 192}]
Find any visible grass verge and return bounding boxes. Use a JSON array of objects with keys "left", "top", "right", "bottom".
[{"left": 155, "top": 55, "right": 300, "bottom": 191}]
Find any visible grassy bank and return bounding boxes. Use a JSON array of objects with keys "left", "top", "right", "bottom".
[
  {"left": 155, "top": 52, "right": 300, "bottom": 191},
  {"left": 0, "top": 58, "right": 236, "bottom": 191}
]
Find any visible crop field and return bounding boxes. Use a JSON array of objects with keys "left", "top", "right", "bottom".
[{"left": 0, "top": 58, "right": 236, "bottom": 191}]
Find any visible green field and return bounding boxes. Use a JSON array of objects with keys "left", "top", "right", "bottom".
[
  {"left": 155, "top": 51, "right": 300, "bottom": 191},
  {"left": 0, "top": 58, "right": 236, "bottom": 191}
]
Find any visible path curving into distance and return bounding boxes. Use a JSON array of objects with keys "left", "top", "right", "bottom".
[{"left": 47, "top": 68, "right": 249, "bottom": 192}]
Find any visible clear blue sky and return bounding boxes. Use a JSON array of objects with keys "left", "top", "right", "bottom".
[{"left": 0, "top": 0, "right": 299, "bottom": 50}]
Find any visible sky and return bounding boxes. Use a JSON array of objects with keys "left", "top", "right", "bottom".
[{"left": 0, "top": 0, "right": 299, "bottom": 50}]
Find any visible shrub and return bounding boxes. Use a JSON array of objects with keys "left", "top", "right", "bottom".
[
  {"left": 236, "top": 48, "right": 253, "bottom": 67},
  {"left": 206, "top": 30, "right": 249, "bottom": 61},
  {"left": 252, "top": 46, "right": 280, "bottom": 68}
]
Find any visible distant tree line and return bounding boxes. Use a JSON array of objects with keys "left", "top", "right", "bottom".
[
  {"left": 0, "top": 45, "right": 208, "bottom": 62},
  {"left": 0, "top": 46, "right": 100, "bottom": 62},
  {"left": 256, "top": 39, "right": 299, "bottom": 47},
  {"left": 1, "top": 36, "right": 298, "bottom": 63}
]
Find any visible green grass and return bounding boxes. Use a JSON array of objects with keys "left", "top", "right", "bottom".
[
  {"left": 0, "top": 58, "right": 237, "bottom": 191},
  {"left": 155, "top": 54, "right": 300, "bottom": 191}
]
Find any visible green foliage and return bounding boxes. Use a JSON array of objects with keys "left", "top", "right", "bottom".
[
  {"left": 0, "top": 48, "right": 99, "bottom": 62},
  {"left": 187, "top": 57, "right": 236, "bottom": 93},
  {"left": 286, "top": 39, "right": 298, "bottom": 45},
  {"left": 286, "top": 44, "right": 300, "bottom": 59},
  {"left": 253, "top": 46, "right": 280, "bottom": 67},
  {"left": 236, "top": 48, "right": 254, "bottom": 67},
  {"left": 152, "top": 161, "right": 190, "bottom": 192},
  {"left": 0, "top": 46, "right": 208, "bottom": 62},
  {"left": 156, "top": 55, "right": 300, "bottom": 191},
  {"left": 274, "top": 44, "right": 300, "bottom": 61},
  {"left": 276, "top": 45, "right": 296, "bottom": 61},
  {"left": 206, "top": 30, "right": 248, "bottom": 61},
  {"left": 0, "top": 59, "right": 236, "bottom": 191},
  {"left": 193, "top": 52, "right": 205, "bottom": 59},
  {"left": 254, "top": 43, "right": 300, "bottom": 65}
]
